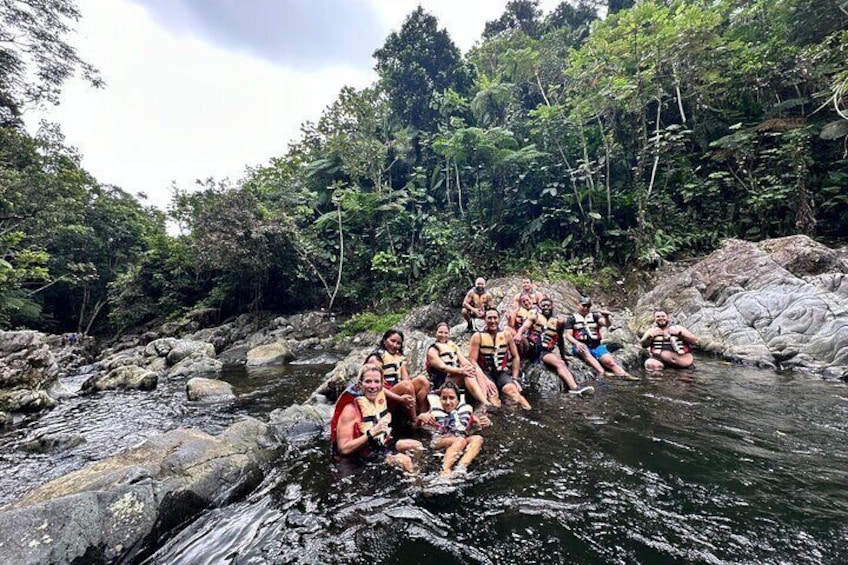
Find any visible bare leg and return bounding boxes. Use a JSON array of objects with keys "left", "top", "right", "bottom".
[
  {"left": 459, "top": 374, "right": 489, "bottom": 406},
  {"left": 502, "top": 383, "right": 531, "bottom": 410},
  {"left": 386, "top": 453, "right": 415, "bottom": 474},
  {"left": 576, "top": 348, "right": 606, "bottom": 377},
  {"left": 390, "top": 381, "right": 418, "bottom": 423},
  {"left": 645, "top": 357, "right": 665, "bottom": 372},
  {"left": 434, "top": 437, "right": 466, "bottom": 475},
  {"left": 599, "top": 353, "right": 629, "bottom": 377},
  {"left": 541, "top": 351, "right": 578, "bottom": 390},
  {"left": 477, "top": 368, "right": 501, "bottom": 407},
  {"left": 457, "top": 435, "right": 484, "bottom": 469},
  {"left": 411, "top": 375, "right": 431, "bottom": 413}
]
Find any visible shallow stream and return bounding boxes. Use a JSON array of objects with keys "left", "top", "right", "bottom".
[{"left": 2, "top": 359, "right": 847, "bottom": 564}]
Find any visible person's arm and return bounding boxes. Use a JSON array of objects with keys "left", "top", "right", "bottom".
[
  {"left": 416, "top": 410, "right": 437, "bottom": 427},
  {"left": 597, "top": 310, "right": 612, "bottom": 328},
  {"left": 506, "top": 329, "right": 520, "bottom": 380},
  {"left": 454, "top": 348, "right": 477, "bottom": 377},
  {"left": 640, "top": 328, "right": 658, "bottom": 347},
  {"left": 462, "top": 291, "right": 474, "bottom": 311},
  {"left": 336, "top": 404, "right": 374, "bottom": 456},
  {"left": 511, "top": 292, "right": 521, "bottom": 309},
  {"left": 673, "top": 326, "right": 699, "bottom": 346},
  {"left": 515, "top": 312, "right": 536, "bottom": 341},
  {"left": 399, "top": 360, "right": 410, "bottom": 381},
  {"left": 467, "top": 333, "right": 481, "bottom": 371}
]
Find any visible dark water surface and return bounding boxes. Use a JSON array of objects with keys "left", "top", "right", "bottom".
[{"left": 2, "top": 359, "right": 847, "bottom": 564}]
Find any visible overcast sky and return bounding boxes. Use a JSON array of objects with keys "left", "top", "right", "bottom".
[{"left": 27, "top": 0, "right": 562, "bottom": 209}]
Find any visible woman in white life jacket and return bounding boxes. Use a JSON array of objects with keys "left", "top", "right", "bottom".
[
  {"left": 416, "top": 381, "right": 490, "bottom": 476},
  {"left": 331, "top": 364, "right": 423, "bottom": 473}
]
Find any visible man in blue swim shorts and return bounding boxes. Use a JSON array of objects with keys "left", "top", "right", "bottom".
[{"left": 564, "top": 296, "right": 637, "bottom": 381}]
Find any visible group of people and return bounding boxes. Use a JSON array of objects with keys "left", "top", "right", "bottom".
[{"left": 331, "top": 277, "right": 699, "bottom": 475}]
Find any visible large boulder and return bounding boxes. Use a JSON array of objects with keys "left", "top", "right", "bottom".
[
  {"left": 634, "top": 236, "right": 848, "bottom": 378},
  {"left": 0, "top": 331, "right": 61, "bottom": 413},
  {"left": 0, "top": 418, "right": 273, "bottom": 564},
  {"left": 81, "top": 365, "right": 158, "bottom": 393},
  {"left": 246, "top": 342, "right": 294, "bottom": 367},
  {"left": 185, "top": 377, "right": 235, "bottom": 402}
]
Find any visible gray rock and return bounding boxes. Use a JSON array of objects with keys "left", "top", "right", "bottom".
[
  {"left": 185, "top": 377, "right": 235, "bottom": 402},
  {"left": 167, "top": 357, "right": 223, "bottom": 379},
  {"left": 0, "top": 331, "right": 60, "bottom": 414},
  {"left": 81, "top": 365, "right": 158, "bottom": 393},
  {"left": 0, "top": 418, "right": 274, "bottom": 564},
  {"left": 165, "top": 340, "right": 216, "bottom": 366},
  {"left": 268, "top": 404, "right": 332, "bottom": 441},
  {"left": 246, "top": 342, "right": 294, "bottom": 366}
]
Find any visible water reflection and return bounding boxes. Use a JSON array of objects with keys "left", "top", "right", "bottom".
[{"left": 142, "top": 360, "right": 847, "bottom": 564}]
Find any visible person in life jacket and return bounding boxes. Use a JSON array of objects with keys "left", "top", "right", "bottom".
[
  {"left": 517, "top": 298, "right": 594, "bottom": 395},
  {"left": 564, "top": 296, "right": 637, "bottom": 380},
  {"left": 425, "top": 322, "right": 496, "bottom": 409},
  {"left": 462, "top": 277, "right": 494, "bottom": 332},
  {"left": 364, "top": 329, "right": 431, "bottom": 423},
  {"left": 640, "top": 310, "right": 699, "bottom": 371},
  {"left": 331, "top": 364, "right": 423, "bottom": 473},
  {"left": 416, "top": 381, "right": 490, "bottom": 476},
  {"left": 467, "top": 308, "right": 532, "bottom": 409},
  {"left": 507, "top": 294, "right": 540, "bottom": 361},
  {"left": 511, "top": 277, "right": 546, "bottom": 309}
]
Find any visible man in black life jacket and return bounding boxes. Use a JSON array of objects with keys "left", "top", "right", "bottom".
[
  {"left": 640, "top": 310, "right": 699, "bottom": 371},
  {"left": 564, "top": 296, "right": 636, "bottom": 380},
  {"left": 462, "top": 277, "right": 494, "bottom": 332}
]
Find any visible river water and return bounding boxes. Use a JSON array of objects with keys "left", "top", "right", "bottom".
[{"left": 2, "top": 359, "right": 847, "bottom": 564}]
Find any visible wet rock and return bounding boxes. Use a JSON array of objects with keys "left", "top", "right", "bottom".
[
  {"left": 246, "top": 342, "right": 294, "bottom": 366},
  {"left": 268, "top": 404, "right": 332, "bottom": 441},
  {"left": 21, "top": 433, "right": 87, "bottom": 454},
  {"left": 168, "top": 357, "right": 223, "bottom": 379},
  {"left": 0, "top": 411, "right": 12, "bottom": 428},
  {"left": 634, "top": 236, "right": 848, "bottom": 376},
  {"left": 0, "top": 331, "right": 60, "bottom": 414},
  {"left": 0, "top": 418, "right": 274, "bottom": 564},
  {"left": 81, "top": 365, "right": 158, "bottom": 393},
  {"left": 218, "top": 344, "right": 251, "bottom": 365},
  {"left": 165, "top": 340, "right": 216, "bottom": 366},
  {"left": 185, "top": 377, "right": 235, "bottom": 402}
]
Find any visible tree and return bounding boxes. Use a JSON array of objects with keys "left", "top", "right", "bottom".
[
  {"left": 0, "top": 0, "right": 102, "bottom": 113},
  {"left": 374, "top": 6, "right": 472, "bottom": 133},
  {"left": 483, "top": 0, "right": 544, "bottom": 40}
]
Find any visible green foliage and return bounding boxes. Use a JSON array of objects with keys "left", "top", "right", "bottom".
[{"left": 339, "top": 311, "right": 406, "bottom": 337}]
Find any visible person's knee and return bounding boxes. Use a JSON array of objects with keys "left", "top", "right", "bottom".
[
  {"left": 645, "top": 358, "right": 663, "bottom": 371},
  {"left": 469, "top": 435, "right": 483, "bottom": 447}
]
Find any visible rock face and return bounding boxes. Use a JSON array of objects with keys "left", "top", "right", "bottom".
[
  {"left": 246, "top": 342, "right": 294, "bottom": 366},
  {"left": 634, "top": 236, "right": 848, "bottom": 378},
  {"left": 0, "top": 331, "right": 60, "bottom": 413},
  {"left": 0, "top": 418, "right": 273, "bottom": 564},
  {"left": 185, "top": 377, "right": 235, "bottom": 402},
  {"left": 81, "top": 365, "right": 158, "bottom": 393}
]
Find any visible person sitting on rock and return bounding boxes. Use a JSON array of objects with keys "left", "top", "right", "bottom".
[
  {"left": 462, "top": 277, "right": 493, "bottom": 332},
  {"left": 507, "top": 294, "right": 540, "bottom": 361},
  {"left": 364, "top": 329, "right": 431, "bottom": 423},
  {"left": 425, "top": 322, "right": 496, "bottom": 409},
  {"left": 511, "top": 277, "right": 546, "bottom": 309},
  {"left": 518, "top": 298, "right": 594, "bottom": 396},
  {"left": 564, "top": 296, "right": 637, "bottom": 380},
  {"left": 640, "top": 310, "right": 699, "bottom": 371},
  {"left": 330, "top": 364, "right": 423, "bottom": 473},
  {"left": 416, "top": 381, "right": 491, "bottom": 476},
  {"left": 467, "top": 308, "right": 531, "bottom": 409}
]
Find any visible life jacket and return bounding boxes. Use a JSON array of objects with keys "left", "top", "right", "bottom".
[
  {"left": 539, "top": 316, "right": 563, "bottom": 352},
  {"left": 570, "top": 312, "right": 601, "bottom": 346},
  {"left": 329, "top": 384, "right": 390, "bottom": 458},
  {"left": 426, "top": 392, "right": 474, "bottom": 435},
  {"left": 512, "top": 307, "right": 534, "bottom": 331},
  {"left": 467, "top": 289, "right": 492, "bottom": 309},
  {"left": 478, "top": 330, "right": 509, "bottom": 373},
  {"left": 649, "top": 326, "right": 690, "bottom": 355},
  {"left": 426, "top": 341, "right": 460, "bottom": 382},
  {"left": 370, "top": 348, "right": 405, "bottom": 386},
  {"left": 529, "top": 312, "right": 548, "bottom": 344}
]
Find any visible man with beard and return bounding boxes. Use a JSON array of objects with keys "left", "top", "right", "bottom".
[
  {"left": 468, "top": 308, "right": 532, "bottom": 409},
  {"left": 564, "top": 296, "right": 636, "bottom": 380},
  {"left": 640, "top": 310, "right": 699, "bottom": 371},
  {"left": 517, "top": 298, "right": 594, "bottom": 395}
]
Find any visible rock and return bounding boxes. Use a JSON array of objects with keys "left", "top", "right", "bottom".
[
  {"left": 0, "top": 418, "right": 274, "bottom": 564},
  {"left": 218, "top": 345, "right": 252, "bottom": 365},
  {"left": 0, "top": 331, "right": 60, "bottom": 414},
  {"left": 185, "top": 377, "right": 235, "bottom": 402},
  {"left": 634, "top": 236, "right": 848, "bottom": 375},
  {"left": 81, "top": 365, "right": 158, "bottom": 393},
  {"left": 21, "top": 433, "right": 87, "bottom": 454},
  {"left": 0, "top": 411, "right": 12, "bottom": 428},
  {"left": 268, "top": 404, "right": 331, "bottom": 441},
  {"left": 165, "top": 340, "right": 216, "bottom": 366},
  {"left": 167, "top": 357, "right": 223, "bottom": 379},
  {"left": 246, "top": 343, "right": 294, "bottom": 366}
]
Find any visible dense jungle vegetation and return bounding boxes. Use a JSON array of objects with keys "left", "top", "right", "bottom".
[{"left": 1, "top": 0, "right": 847, "bottom": 335}]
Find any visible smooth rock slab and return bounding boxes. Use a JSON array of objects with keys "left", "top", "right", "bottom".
[
  {"left": 246, "top": 342, "right": 294, "bottom": 366},
  {"left": 186, "top": 377, "right": 235, "bottom": 402},
  {"left": 81, "top": 365, "right": 158, "bottom": 393}
]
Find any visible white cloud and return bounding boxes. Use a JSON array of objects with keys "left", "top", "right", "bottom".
[{"left": 26, "top": 0, "right": 563, "bottom": 210}]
